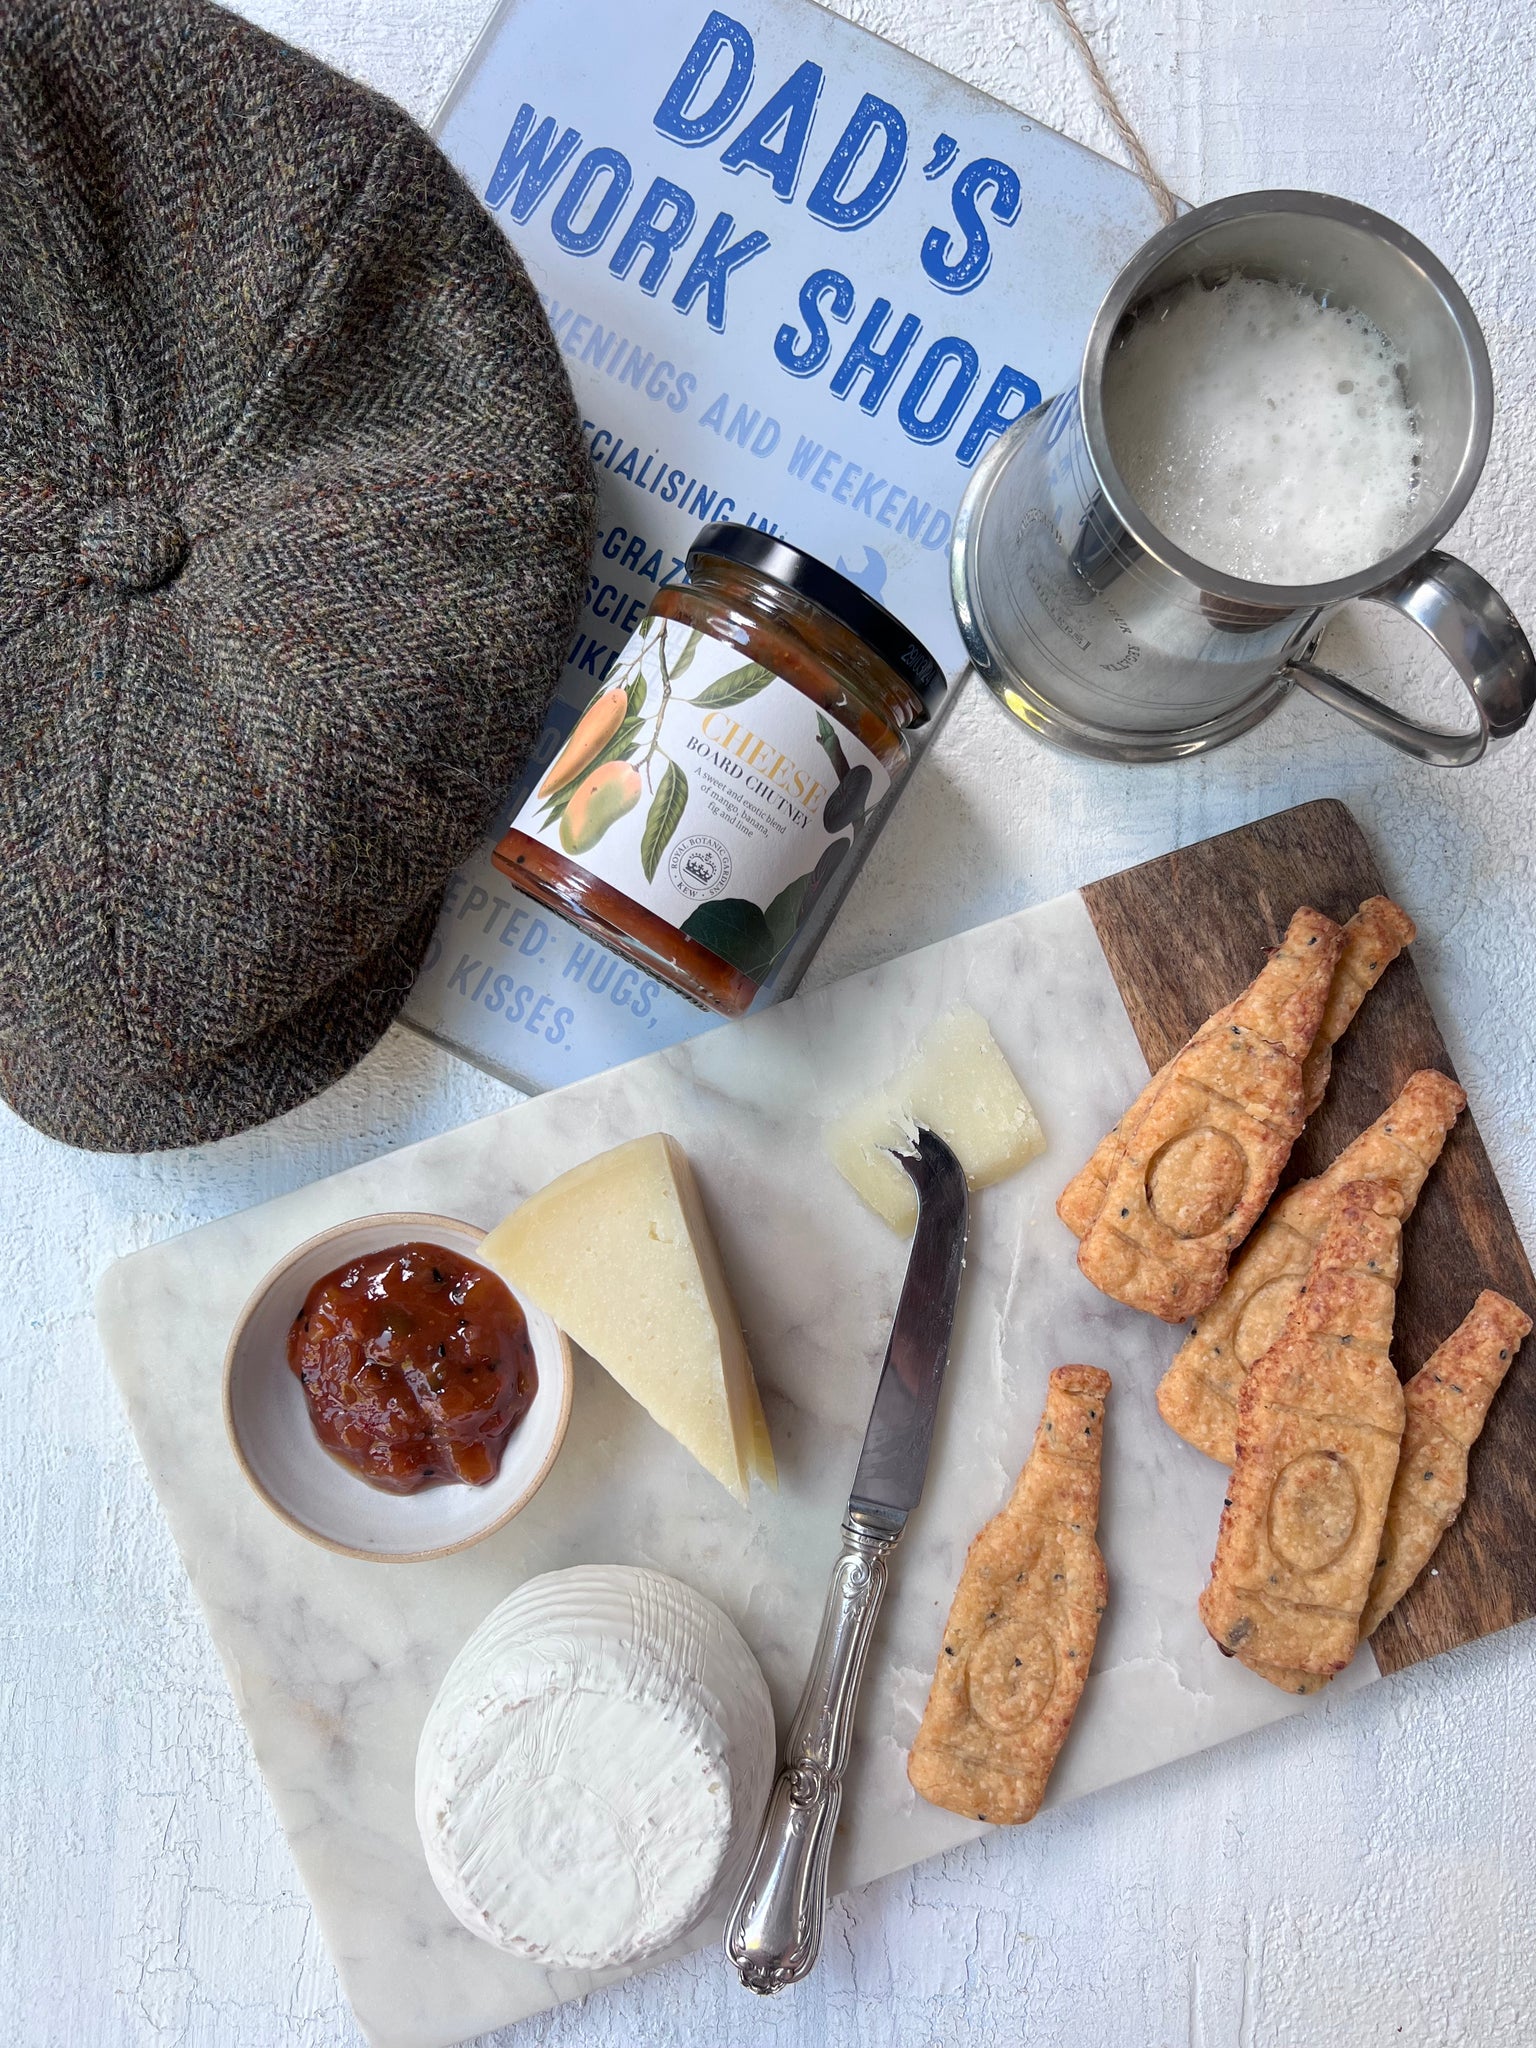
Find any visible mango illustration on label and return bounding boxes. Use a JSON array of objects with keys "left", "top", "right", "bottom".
[
  {"left": 537, "top": 687, "right": 629, "bottom": 799},
  {"left": 478, "top": 1133, "right": 775, "bottom": 1505},
  {"left": 560, "top": 760, "right": 643, "bottom": 854}
]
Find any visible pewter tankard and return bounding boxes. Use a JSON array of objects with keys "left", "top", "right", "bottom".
[{"left": 951, "top": 190, "right": 1535, "bottom": 765}]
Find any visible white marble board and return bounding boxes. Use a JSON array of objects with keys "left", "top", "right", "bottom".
[{"left": 95, "top": 887, "right": 1377, "bottom": 2048}]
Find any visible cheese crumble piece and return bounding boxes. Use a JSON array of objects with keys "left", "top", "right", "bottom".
[{"left": 827, "top": 1006, "right": 1045, "bottom": 1233}]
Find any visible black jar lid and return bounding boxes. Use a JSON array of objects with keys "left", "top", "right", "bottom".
[{"left": 687, "top": 522, "right": 947, "bottom": 720}]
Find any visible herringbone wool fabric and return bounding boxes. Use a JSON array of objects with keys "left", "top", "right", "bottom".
[{"left": 0, "top": 0, "right": 596, "bottom": 1151}]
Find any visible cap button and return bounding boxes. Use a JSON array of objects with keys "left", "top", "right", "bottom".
[{"left": 79, "top": 497, "right": 188, "bottom": 593}]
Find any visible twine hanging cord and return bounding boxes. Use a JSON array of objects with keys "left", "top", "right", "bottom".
[{"left": 1043, "top": 0, "right": 1179, "bottom": 224}]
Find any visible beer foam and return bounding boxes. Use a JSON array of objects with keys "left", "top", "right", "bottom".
[{"left": 1102, "top": 275, "right": 1423, "bottom": 585}]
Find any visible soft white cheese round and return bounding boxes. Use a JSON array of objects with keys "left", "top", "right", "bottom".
[{"left": 415, "top": 1565, "right": 775, "bottom": 1969}]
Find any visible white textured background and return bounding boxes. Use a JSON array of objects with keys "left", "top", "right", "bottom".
[{"left": 3, "top": 1, "right": 1534, "bottom": 2043}]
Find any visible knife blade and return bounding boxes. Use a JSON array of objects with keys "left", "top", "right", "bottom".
[
  {"left": 848, "top": 1124, "right": 970, "bottom": 1531},
  {"left": 724, "top": 1126, "right": 969, "bottom": 1993}
]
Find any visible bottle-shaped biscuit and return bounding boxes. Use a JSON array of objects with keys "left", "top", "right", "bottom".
[
  {"left": 1073, "top": 908, "right": 1343, "bottom": 1321},
  {"left": 1199, "top": 1180, "right": 1407, "bottom": 1682},
  {"left": 1056, "top": 1055, "right": 1173, "bottom": 1240},
  {"left": 1299, "top": 897, "right": 1416, "bottom": 1114},
  {"left": 1058, "top": 898, "right": 1410, "bottom": 1246},
  {"left": 908, "top": 1366, "right": 1110, "bottom": 1825},
  {"left": 1361, "top": 1289, "right": 1531, "bottom": 1637},
  {"left": 1157, "top": 1069, "right": 1464, "bottom": 1462}
]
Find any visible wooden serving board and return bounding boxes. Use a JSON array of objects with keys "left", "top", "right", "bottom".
[{"left": 1082, "top": 797, "right": 1536, "bottom": 1674}]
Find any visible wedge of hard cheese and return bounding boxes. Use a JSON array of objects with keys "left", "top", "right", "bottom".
[{"left": 479, "top": 1134, "right": 775, "bottom": 1506}]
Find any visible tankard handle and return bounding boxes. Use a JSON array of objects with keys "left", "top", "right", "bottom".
[{"left": 1286, "top": 549, "right": 1535, "bottom": 766}]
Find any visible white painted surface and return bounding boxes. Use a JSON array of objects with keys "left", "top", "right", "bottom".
[{"left": 2, "top": 0, "right": 1532, "bottom": 2043}]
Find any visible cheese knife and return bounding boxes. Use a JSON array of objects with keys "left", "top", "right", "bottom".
[{"left": 723, "top": 1125, "right": 969, "bottom": 1993}]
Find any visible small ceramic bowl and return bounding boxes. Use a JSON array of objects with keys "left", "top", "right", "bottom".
[{"left": 223, "top": 1212, "right": 572, "bottom": 1563}]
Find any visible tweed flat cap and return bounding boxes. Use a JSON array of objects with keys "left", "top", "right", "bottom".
[{"left": 0, "top": 0, "right": 595, "bottom": 1151}]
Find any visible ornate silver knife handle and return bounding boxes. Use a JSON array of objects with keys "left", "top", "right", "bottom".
[{"left": 723, "top": 1510, "right": 901, "bottom": 1993}]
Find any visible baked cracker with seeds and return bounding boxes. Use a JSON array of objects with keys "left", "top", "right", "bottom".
[
  {"left": 1056, "top": 1057, "right": 1173, "bottom": 1240},
  {"left": 1157, "top": 1068, "right": 1465, "bottom": 1463},
  {"left": 908, "top": 1366, "right": 1110, "bottom": 1825},
  {"left": 1254, "top": 1290, "right": 1530, "bottom": 1691},
  {"left": 1058, "top": 897, "right": 1411, "bottom": 1246},
  {"left": 1360, "top": 1290, "right": 1532, "bottom": 1637},
  {"left": 1199, "top": 1180, "right": 1406, "bottom": 1683},
  {"left": 1074, "top": 908, "right": 1343, "bottom": 1321},
  {"left": 1300, "top": 897, "right": 1416, "bottom": 1114},
  {"left": 1241, "top": 1657, "right": 1334, "bottom": 1695}
]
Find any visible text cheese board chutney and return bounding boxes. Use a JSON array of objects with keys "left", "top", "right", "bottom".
[{"left": 97, "top": 801, "right": 1535, "bottom": 2048}]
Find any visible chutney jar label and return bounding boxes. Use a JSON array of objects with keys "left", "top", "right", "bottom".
[{"left": 508, "top": 615, "right": 891, "bottom": 983}]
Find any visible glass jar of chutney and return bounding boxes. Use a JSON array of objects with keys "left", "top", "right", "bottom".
[{"left": 493, "top": 523, "right": 945, "bottom": 1016}]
